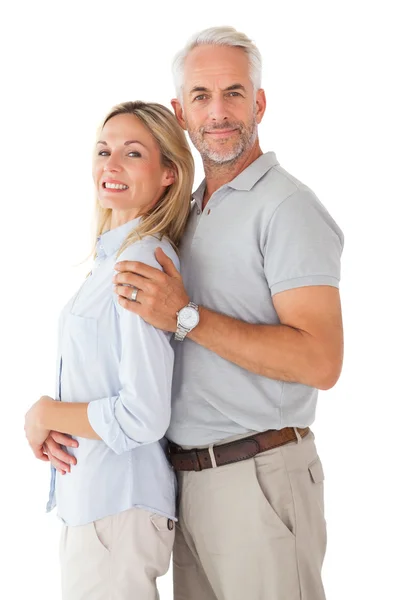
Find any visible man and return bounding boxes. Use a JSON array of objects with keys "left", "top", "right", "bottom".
[
  {"left": 48, "top": 26, "right": 344, "bottom": 600},
  {"left": 113, "top": 26, "right": 344, "bottom": 600}
]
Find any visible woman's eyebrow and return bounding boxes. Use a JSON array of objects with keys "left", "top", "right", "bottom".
[
  {"left": 124, "top": 140, "right": 146, "bottom": 147},
  {"left": 96, "top": 140, "right": 148, "bottom": 148}
]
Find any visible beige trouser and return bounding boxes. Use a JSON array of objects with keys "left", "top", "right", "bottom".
[
  {"left": 173, "top": 430, "right": 327, "bottom": 600},
  {"left": 60, "top": 507, "right": 174, "bottom": 600}
]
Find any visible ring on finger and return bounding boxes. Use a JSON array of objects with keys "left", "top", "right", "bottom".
[{"left": 131, "top": 287, "right": 139, "bottom": 302}]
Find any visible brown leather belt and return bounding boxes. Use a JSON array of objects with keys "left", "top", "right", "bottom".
[{"left": 169, "top": 427, "right": 310, "bottom": 472}]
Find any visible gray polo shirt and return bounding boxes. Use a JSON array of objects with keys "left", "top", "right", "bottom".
[{"left": 167, "top": 152, "right": 344, "bottom": 446}]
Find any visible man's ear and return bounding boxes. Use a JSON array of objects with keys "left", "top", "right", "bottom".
[
  {"left": 255, "top": 89, "right": 267, "bottom": 124},
  {"left": 171, "top": 98, "right": 187, "bottom": 130}
]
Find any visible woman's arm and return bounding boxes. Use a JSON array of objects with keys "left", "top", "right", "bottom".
[{"left": 25, "top": 239, "right": 177, "bottom": 458}]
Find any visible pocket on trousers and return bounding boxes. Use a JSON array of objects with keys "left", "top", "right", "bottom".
[
  {"left": 252, "top": 457, "right": 296, "bottom": 539},
  {"left": 308, "top": 456, "right": 325, "bottom": 484},
  {"left": 308, "top": 456, "right": 325, "bottom": 514},
  {"left": 91, "top": 516, "right": 112, "bottom": 553}
]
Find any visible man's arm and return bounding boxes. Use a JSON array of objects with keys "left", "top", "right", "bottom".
[
  {"left": 188, "top": 286, "right": 343, "bottom": 389},
  {"left": 114, "top": 249, "right": 343, "bottom": 390}
]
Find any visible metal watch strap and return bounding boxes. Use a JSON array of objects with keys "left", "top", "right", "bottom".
[{"left": 175, "top": 302, "right": 198, "bottom": 342}]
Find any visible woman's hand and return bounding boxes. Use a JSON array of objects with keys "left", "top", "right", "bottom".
[
  {"left": 44, "top": 431, "right": 78, "bottom": 475},
  {"left": 24, "top": 396, "right": 53, "bottom": 460}
]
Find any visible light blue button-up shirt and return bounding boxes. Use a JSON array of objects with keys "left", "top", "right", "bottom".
[{"left": 46, "top": 218, "right": 179, "bottom": 527}]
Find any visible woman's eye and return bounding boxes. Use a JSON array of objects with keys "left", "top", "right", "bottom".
[
  {"left": 98, "top": 150, "right": 110, "bottom": 156},
  {"left": 127, "top": 151, "right": 141, "bottom": 158}
]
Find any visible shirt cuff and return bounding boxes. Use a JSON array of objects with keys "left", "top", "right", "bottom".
[
  {"left": 87, "top": 396, "right": 140, "bottom": 455},
  {"left": 270, "top": 274, "right": 340, "bottom": 296}
]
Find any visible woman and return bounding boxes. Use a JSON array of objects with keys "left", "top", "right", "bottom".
[{"left": 24, "top": 101, "right": 194, "bottom": 600}]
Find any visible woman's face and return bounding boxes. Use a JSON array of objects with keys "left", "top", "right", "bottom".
[{"left": 93, "top": 113, "right": 174, "bottom": 221}]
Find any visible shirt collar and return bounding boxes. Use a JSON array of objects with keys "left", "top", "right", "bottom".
[
  {"left": 192, "top": 152, "right": 279, "bottom": 207},
  {"left": 96, "top": 217, "right": 141, "bottom": 258},
  {"left": 228, "top": 152, "right": 279, "bottom": 191},
  {"left": 192, "top": 180, "right": 207, "bottom": 210}
]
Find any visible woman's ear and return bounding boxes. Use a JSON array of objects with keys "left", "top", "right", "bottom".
[{"left": 162, "top": 167, "right": 176, "bottom": 187}]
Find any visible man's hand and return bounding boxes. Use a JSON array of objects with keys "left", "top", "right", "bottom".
[
  {"left": 113, "top": 247, "right": 190, "bottom": 331},
  {"left": 24, "top": 396, "right": 52, "bottom": 460},
  {"left": 43, "top": 431, "right": 78, "bottom": 475}
]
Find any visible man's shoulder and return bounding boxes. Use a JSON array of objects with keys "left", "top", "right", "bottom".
[
  {"left": 245, "top": 161, "right": 324, "bottom": 226},
  {"left": 254, "top": 161, "right": 312, "bottom": 202}
]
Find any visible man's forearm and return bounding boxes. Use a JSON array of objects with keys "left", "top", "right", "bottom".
[
  {"left": 188, "top": 307, "right": 335, "bottom": 389},
  {"left": 38, "top": 399, "right": 101, "bottom": 440}
]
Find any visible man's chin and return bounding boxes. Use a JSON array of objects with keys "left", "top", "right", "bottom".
[{"left": 203, "top": 148, "right": 243, "bottom": 165}]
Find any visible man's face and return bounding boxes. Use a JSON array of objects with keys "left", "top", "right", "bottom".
[{"left": 172, "top": 44, "right": 266, "bottom": 165}]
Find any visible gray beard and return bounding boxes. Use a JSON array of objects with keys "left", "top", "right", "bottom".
[{"left": 188, "top": 118, "right": 258, "bottom": 165}]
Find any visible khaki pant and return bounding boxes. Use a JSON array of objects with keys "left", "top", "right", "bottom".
[
  {"left": 173, "top": 431, "right": 326, "bottom": 600},
  {"left": 60, "top": 507, "right": 174, "bottom": 600}
]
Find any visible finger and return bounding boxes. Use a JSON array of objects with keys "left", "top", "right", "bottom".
[
  {"left": 48, "top": 453, "right": 71, "bottom": 473},
  {"left": 38, "top": 454, "right": 50, "bottom": 462},
  {"left": 49, "top": 431, "right": 79, "bottom": 448},
  {"left": 113, "top": 272, "right": 149, "bottom": 290},
  {"left": 46, "top": 438, "right": 77, "bottom": 465},
  {"left": 32, "top": 445, "right": 47, "bottom": 460},
  {"left": 40, "top": 442, "right": 50, "bottom": 461},
  {"left": 154, "top": 248, "right": 180, "bottom": 278},
  {"left": 114, "top": 284, "right": 144, "bottom": 304},
  {"left": 114, "top": 260, "right": 165, "bottom": 281},
  {"left": 117, "top": 296, "right": 147, "bottom": 317}
]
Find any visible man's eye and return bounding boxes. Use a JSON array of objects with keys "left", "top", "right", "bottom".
[
  {"left": 228, "top": 92, "right": 241, "bottom": 97},
  {"left": 194, "top": 95, "right": 207, "bottom": 101}
]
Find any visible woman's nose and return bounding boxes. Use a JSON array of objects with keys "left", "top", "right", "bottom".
[{"left": 103, "top": 156, "right": 122, "bottom": 172}]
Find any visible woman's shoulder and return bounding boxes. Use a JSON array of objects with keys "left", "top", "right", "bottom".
[{"left": 115, "top": 235, "right": 180, "bottom": 272}]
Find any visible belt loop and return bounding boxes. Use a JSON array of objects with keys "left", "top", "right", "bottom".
[
  {"left": 208, "top": 444, "right": 218, "bottom": 468},
  {"left": 294, "top": 427, "right": 302, "bottom": 444}
]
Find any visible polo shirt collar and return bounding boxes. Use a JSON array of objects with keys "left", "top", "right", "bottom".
[
  {"left": 228, "top": 152, "right": 279, "bottom": 191},
  {"left": 192, "top": 152, "right": 279, "bottom": 207}
]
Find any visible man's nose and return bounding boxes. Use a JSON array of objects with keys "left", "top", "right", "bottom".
[{"left": 208, "top": 97, "right": 229, "bottom": 123}]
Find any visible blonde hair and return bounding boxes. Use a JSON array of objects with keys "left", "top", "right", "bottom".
[
  {"left": 172, "top": 26, "right": 262, "bottom": 99},
  {"left": 94, "top": 101, "right": 194, "bottom": 257}
]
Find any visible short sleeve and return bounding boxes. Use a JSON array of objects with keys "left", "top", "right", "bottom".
[{"left": 264, "top": 188, "right": 344, "bottom": 296}]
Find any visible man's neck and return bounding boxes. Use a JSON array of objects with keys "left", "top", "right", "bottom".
[{"left": 202, "top": 142, "right": 263, "bottom": 209}]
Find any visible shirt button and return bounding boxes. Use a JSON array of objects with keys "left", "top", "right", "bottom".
[
  {"left": 99, "top": 245, "right": 104, "bottom": 249},
  {"left": 196, "top": 209, "right": 201, "bottom": 215}
]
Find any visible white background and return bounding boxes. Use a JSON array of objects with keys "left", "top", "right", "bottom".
[{"left": 1, "top": 0, "right": 399, "bottom": 598}]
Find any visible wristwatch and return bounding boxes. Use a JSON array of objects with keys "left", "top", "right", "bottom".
[{"left": 175, "top": 302, "right": 200, "bottom": 341}]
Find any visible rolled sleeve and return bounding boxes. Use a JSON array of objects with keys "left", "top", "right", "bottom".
[
  {"left": 264, "top": 188, "right": 344, "bottom": 296},
  {"left": 87, "top": 238, "right": 178, "bottom": 455}
]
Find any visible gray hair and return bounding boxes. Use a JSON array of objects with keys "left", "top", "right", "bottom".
[{"left": 172, "top": 26, "right": 262, "bottom": 99}]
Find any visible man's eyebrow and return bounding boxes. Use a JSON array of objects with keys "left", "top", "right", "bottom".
[
  {"left": 225, "top": 84, "right": 246, "bottom": 92},
  {"left": 189, "top": 86, "right": 209, "bottom": 95},
  {"left": 96, "top": 140, "right": 147, "bottom": 148},
  {"left": 189, "top": 84, "right": 247, "bottom": 95}
]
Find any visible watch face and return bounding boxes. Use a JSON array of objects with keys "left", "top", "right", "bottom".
[{"left": 178, "top": 306, "right": 199, "bottom": 329}]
